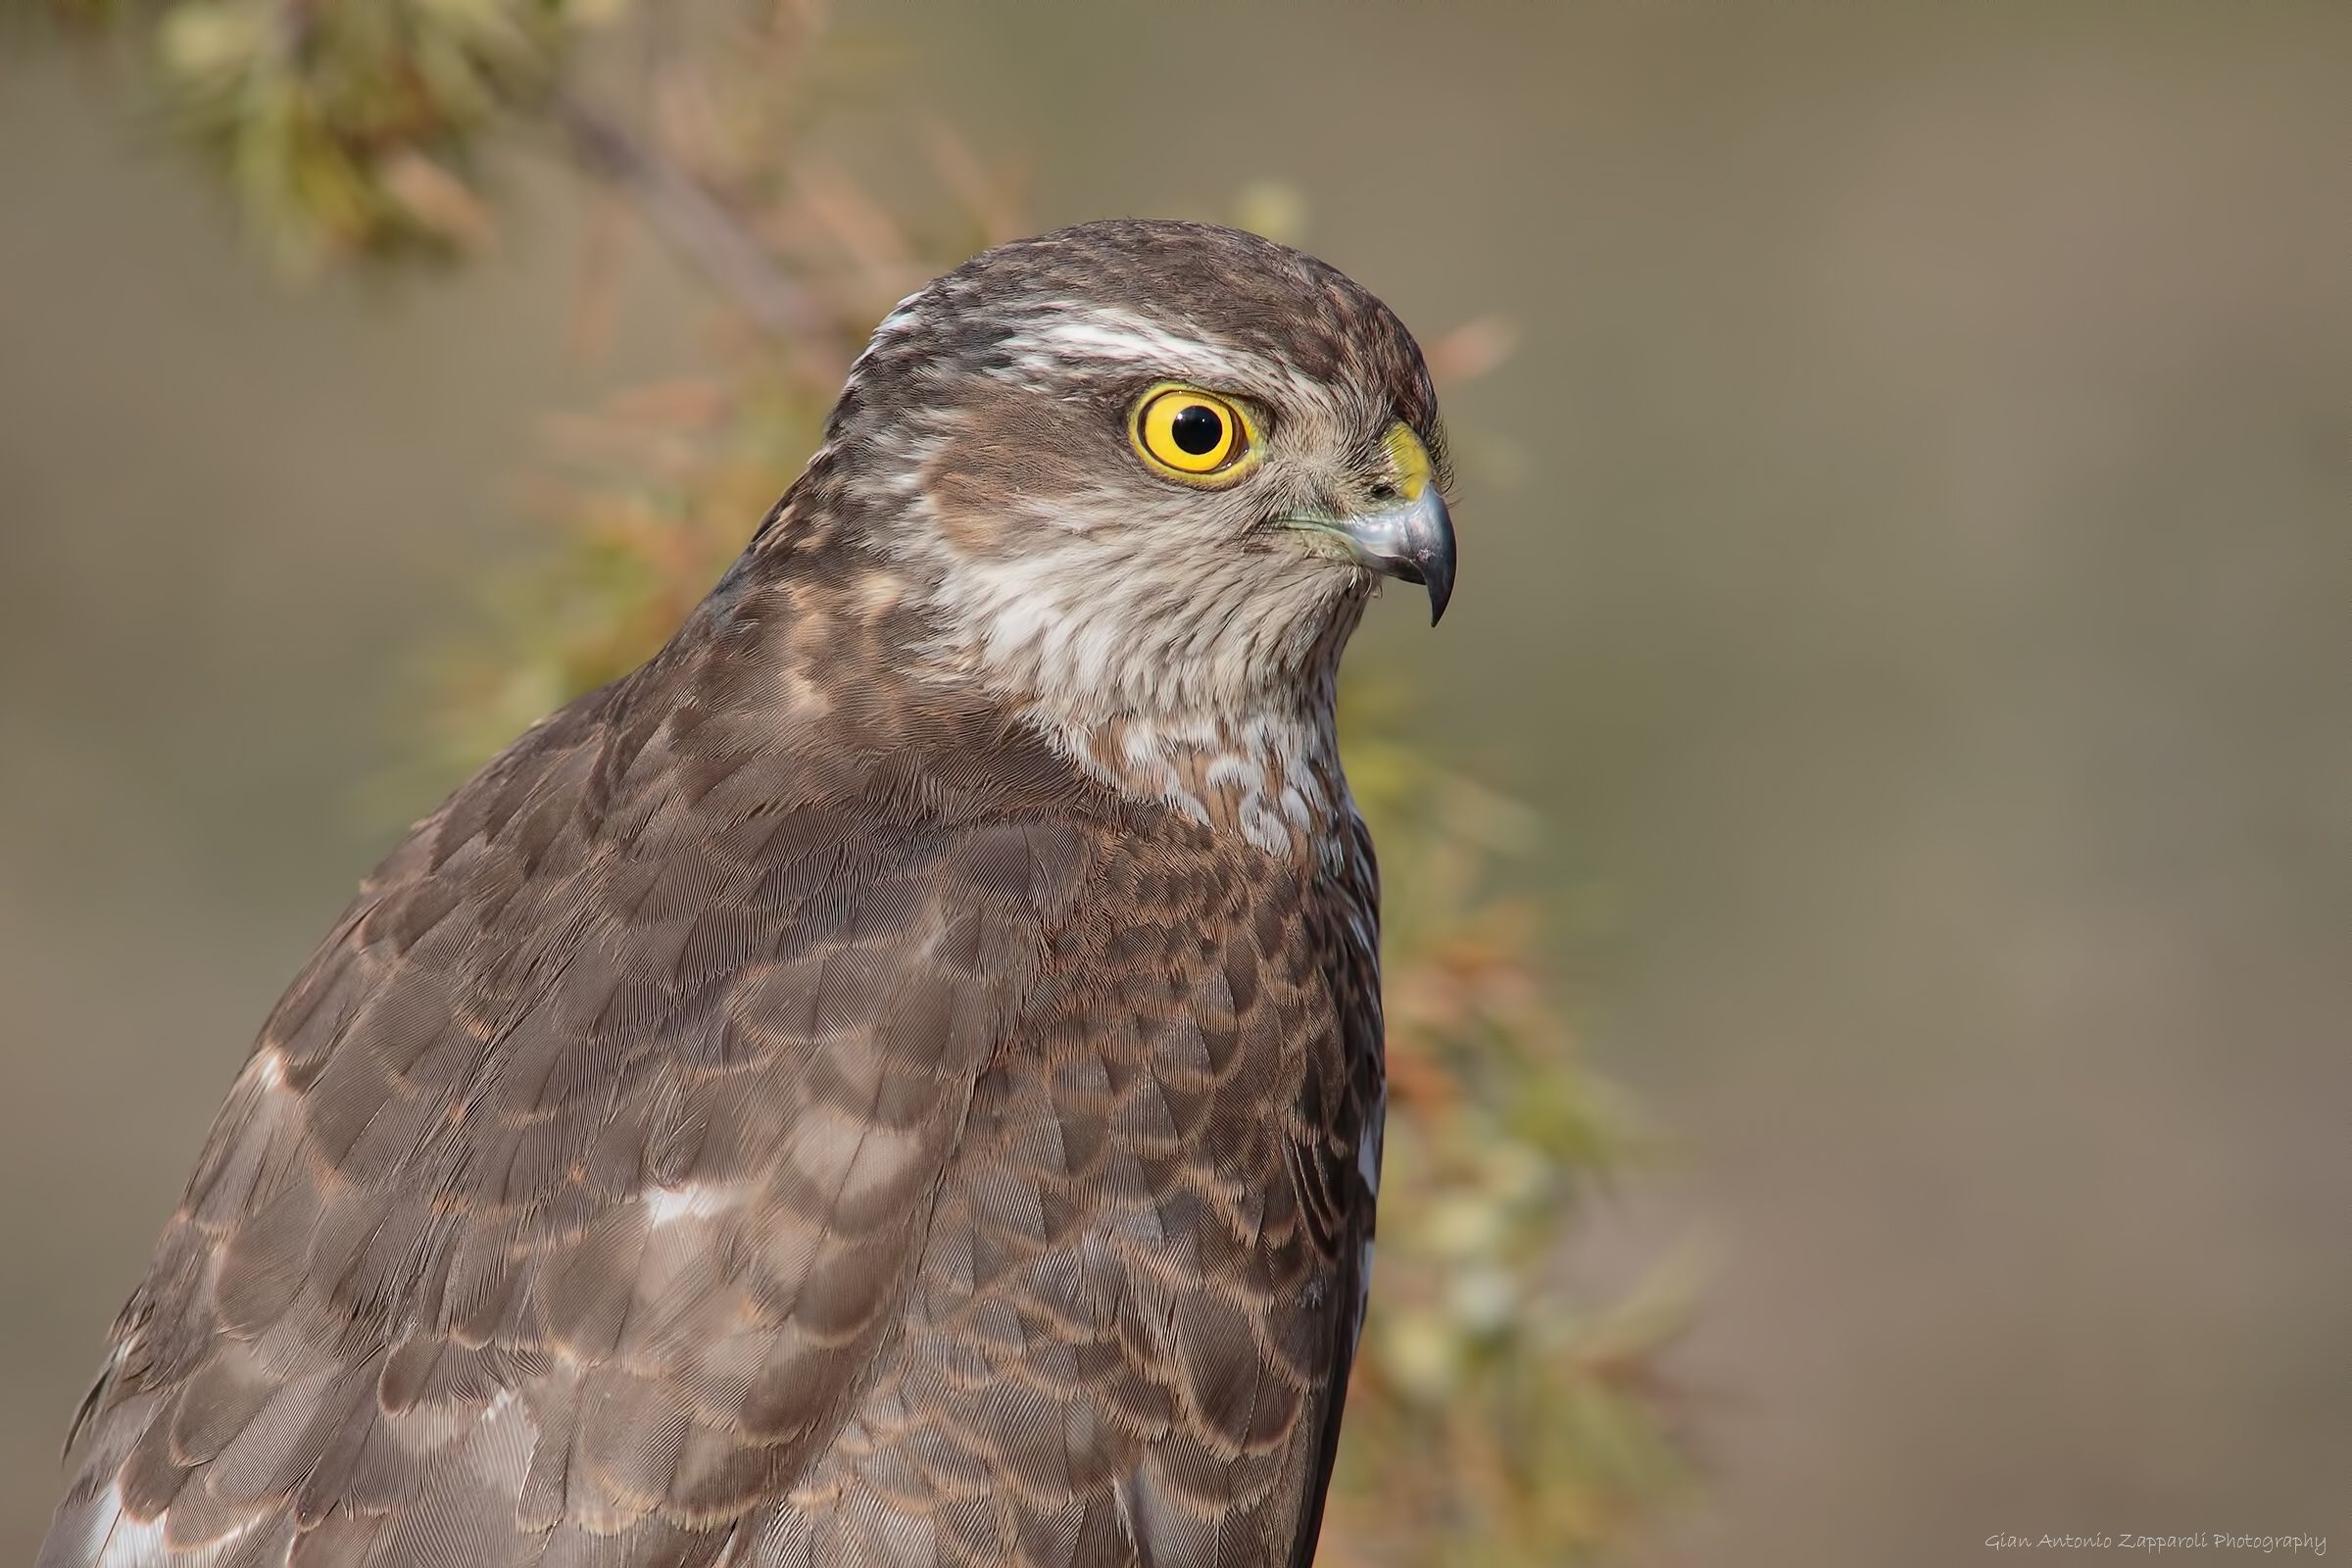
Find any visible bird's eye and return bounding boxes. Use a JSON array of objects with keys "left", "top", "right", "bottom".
[{"left": 1130, "top": 384, "right": 1258, "bottom": 484}]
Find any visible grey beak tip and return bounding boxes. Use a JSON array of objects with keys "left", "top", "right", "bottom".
[{"left": 1414, "top": 492, "right": 1456, "bottom": 626}]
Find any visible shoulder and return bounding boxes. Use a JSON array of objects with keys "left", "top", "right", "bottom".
[{"left": 47, "top": 638, "right": 1141, "bottom": 1566}]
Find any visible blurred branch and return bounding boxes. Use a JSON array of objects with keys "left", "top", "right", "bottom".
[{"left": 552, "top": 88, "right": 827, "bottom": 340}]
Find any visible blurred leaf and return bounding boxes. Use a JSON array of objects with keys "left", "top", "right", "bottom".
[{"left": 60, "top": 0, "right": 618, "bottom": 262}]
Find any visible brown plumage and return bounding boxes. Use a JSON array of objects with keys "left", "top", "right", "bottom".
[{"left": 43, "top": 220, "right": 1454, "bottom": 1568}]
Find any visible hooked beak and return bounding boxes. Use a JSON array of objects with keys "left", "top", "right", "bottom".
[
  {"left": 1331, "top": 482, "right": 1455, "bottom": 625},
  {"left": 1279, "top": 423, "right": 1457, "bottom": 624}
]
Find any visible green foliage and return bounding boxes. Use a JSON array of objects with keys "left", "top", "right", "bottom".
[
  {"left": 58, "top": 3, "right": 1690, "bottom": 1558},
  {"left": 1334, "top": 720, "right": 1691, "bottom": 1562},
  {"left": 52, "top": 0, "right": 617, "bottom": 262}
]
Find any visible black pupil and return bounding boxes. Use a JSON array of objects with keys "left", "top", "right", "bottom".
[{"left": 1169, "top": 404, "right": 1224, "bottom": 457}]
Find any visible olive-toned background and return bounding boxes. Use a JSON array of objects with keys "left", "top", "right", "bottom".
[{"left": 5, "top": 5, "right": 2348, "bottom": 1564}]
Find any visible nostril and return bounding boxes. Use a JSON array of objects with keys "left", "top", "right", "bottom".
[{"left": 1368, "top": 481, "right": 1400, "bottom": 504}]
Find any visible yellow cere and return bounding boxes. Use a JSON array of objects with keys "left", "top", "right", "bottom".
[
  {"left": 1131, "top": 383, "right": 1257, "bottom": 483},
  {"left": 1383, "top": 422, "right": 1434, "bottom": 502}
]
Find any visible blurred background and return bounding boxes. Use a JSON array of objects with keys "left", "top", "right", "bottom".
[{"left": 4, "top": 3, "right": 2348, "bottom": 1564}]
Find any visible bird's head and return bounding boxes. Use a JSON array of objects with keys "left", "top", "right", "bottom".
[{"left": 785, "top": 220, "right": 1454, "bottom": 744}]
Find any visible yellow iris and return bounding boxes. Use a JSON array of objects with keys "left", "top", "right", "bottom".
[{"left": 1130, "top": 384, "right": 1257, "bottom": 483}]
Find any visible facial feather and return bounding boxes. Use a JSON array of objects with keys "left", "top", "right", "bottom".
[{"left": 766, "top": 220, "right": 1443, "bottom": 845}]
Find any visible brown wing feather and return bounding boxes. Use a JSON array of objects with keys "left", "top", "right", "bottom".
[
  {"left": 42, "top": 580, "right": 1102, "bottom": 1568},
  {"left": 44, "top": 571, "right": 1384, "bottom": 1568}
]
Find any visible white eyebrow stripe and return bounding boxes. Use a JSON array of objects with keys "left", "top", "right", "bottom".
[{"left": 1002, "top": 308, "right": 1262, "bottom": 384}]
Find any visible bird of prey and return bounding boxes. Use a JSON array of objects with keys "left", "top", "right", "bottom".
[{"left": 43, "top": 219, "right": 1456, "bottom": 1568}]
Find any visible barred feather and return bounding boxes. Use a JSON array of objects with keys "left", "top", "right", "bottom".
[{"left": 43, "top": 220, "right": 1433, "bottom": 1568}]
